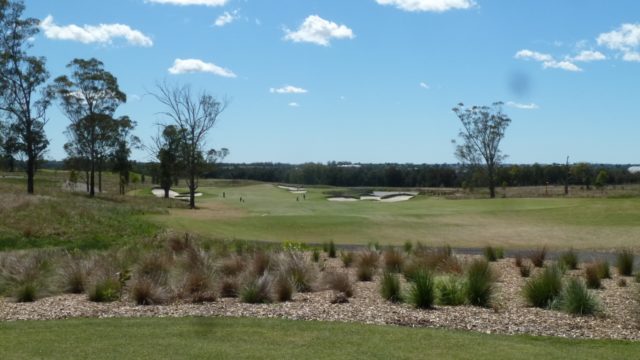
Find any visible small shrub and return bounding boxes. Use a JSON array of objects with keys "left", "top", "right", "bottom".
[
  {"left": 436, "top": 276, "right": 466, "bottom": 306},
  {"left": 408, "top": 270, "right": 435, "bottom": 309},
  {"left": 559, "top": 249, "right": 578, "bottom": 270},
  {"left": 220, "top": 277, "right": 239, "bottom": 298},
  {"left": 240, "top": 274, "right": 271, "bottom": 304},
  {"left": 340, "top": 252, "right": 354, "bottom": 268},
  {"left": 328, "top": 241, "right": 337, "bottom": 258},
  {"left": 357, "top": 264, "right": 375, "bottom": 282},
  {"left": 584, "top": 263, "right": 601, "bottom": 289},
  {"left": 324, "top": 271, "right": 353, "bottom": 297},
  {"left": 519, "top": 264, "right": 531, "bottom": 278},
  {"left": 14, "top": 282, "right": 38, "bottom": 303},
  {"left": 380, "top": 271, "right": 402, "bottom": 303},
  {"left": 558, "top": 278, "right": 600, "bottom": 316},
  {"left": 403, "top": 240, "right": 413, "bottom": 254},
  {"left": 87, "top": 278, "right": 121, "bottom": 302},
  {"left": 182, "top": 270, "right": 216, "bottom": 303},
  {"left": 514, "top": 255, "right": 523, "bottom": 268},
  {"left": 523, "top": 265, "right": 562, "bottom": 308},
  {"left": 529, "top": 247, "right": 547, "bottom": 268},
  {"left": 617, "top": 278, "right": 627, "bottom": 287},
  {"left": 617, "top": 250, "right": 635, "bottom": 276},
  {"left": 273, "top": 274, "right": 294, "bottom": 302},
  {"left": 131, "top": 277, "right": 168, "bottom": 305},
  {"left": 219, "top": 256, "right": 246, "bottom": 276},
  {"left": 483, "top": 246, "right": 498, "bottom": 262},
  {"left": 312, "top": 249, "right": 320, "bottom": 263},
  {"left": 465, "top": 259, "right": 494, "bottom": 307},
  {"left": 359, "top": 251, "right": 380, "bottom": 269},
  {"left": 383, "top": 248, "right": 404, "bottom": 273},
  {"left": 596, "top": 260, "right": 611, "bottom": 279},
  {"left": 251, "top": 251, "right": 271, "bottom": 276},
  {"left": 495, "top": 247, "right": 505, "bottom": 260}
]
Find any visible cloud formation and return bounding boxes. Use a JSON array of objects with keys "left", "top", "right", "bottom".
[
  {"left": 375, "top": 0, "right": 475, "bottom": 12},
  {"left": 514, "top": 49, "right": 582, "bottom": 72},
  {"left": 146, "top": 0, "right": 228, "bottom": 6},
  {"left": 570, "top": 50, "right": 606, "bottom": 62},
  {"left": 215, "top": 10, "right": 239, "bottom": 27},
  {"left": 284, "top": 15, "right": 354, "bottom": 46},
  {"left": 168, "top": 58, "right": 236, "bottom": 77},
  {"left": 419, "top": 82, "right": 430, "bottom": 89},
  {"left": 288, "top": 102, "right": 300, "bottom": 107},
  {"left": 269, "top": 85, "right": 308, "bottom": 94},
  {"left": 40, "top": 15, "right": 153, "bottom": 47},
  {"left": 506, "top": 101, "right": 539, "bottom": 110},
  {"left": 597, "top": 24, "right": 640, "bottom": 62}
]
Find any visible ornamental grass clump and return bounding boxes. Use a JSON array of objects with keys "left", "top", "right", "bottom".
[
  {"left": 275, "top": 252, "right": 317, "bottom": 292},
  {"left": 180, "top": 247, "right": 217, "bottom": 303},
  {"left": 519, "top": 264, "right": 531, "bottom": 278},
  {"left": 273, "top": 273, "right": 294, "bottom": 302},
  {"left": 328, "top": 241, "right": 337, "bottom": 258},
  {"left": 340, "top": 251, "right": 354, "bottom": 268},
  {"left": 383, "top": 248, "right": 404, "bottom": 273},
  {"left": 131, "top": 277, "right": 169, "bottom": 305},
  {"left": 87, "top": 278, "right": 121, "bottom": 302},
  {"left": 483, "top": 246, "right": 498, "bottom": 262},
  {"left": 380, "top": 271, "right": 403, "bottom": 303},
  {"left": 408, "top": 270, "right": 435, "bottom": 309},
  {"left": 356, "top": 251, "right": 379, "bottom": 282},
  {"left": 617, "top": 250, "right": 635, "bottom": 276},
  {"left": 596, "top": 260, "right": 611, "bottom": 279},
  {"left": 523, "top": 264, "right": 562, "bottom": 308},
  {"left": 324, "top": 271, "right": 353, "bottom": 298},
  {"left": 0, "top": 251, "right": 51, "bottom": 302},
  {"left": 557, "top": 278, "right": 600, "bottom": 316},
  {"left": 465, "top": 259, "right": 494, "bottom": 307},
  {"left": 58, "top": 252, "right": 92, "bottom": 294},
  {"left": 559, "top": 249, "right": 579, "bottom": 271},
  {"left": 436, "top": 275, "right": 466, "bottom": 306},
  {"left": 584, "top": 263, "right": 602, "bottom": 289},
  {"left": 529, "top": 247, "right": 547, "bottom": 268},
  {"left": 240, "top": 274, "right": 272, "bottom": 304}
]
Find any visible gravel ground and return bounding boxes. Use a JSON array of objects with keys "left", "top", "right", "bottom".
[{"left": 1, "top": 257, "right": 639, "bottom": 341}]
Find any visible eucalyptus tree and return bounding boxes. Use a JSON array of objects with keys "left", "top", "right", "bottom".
[
  {"left": 52, "top": 58, "right": 126, "bottom": 197},
  {"left": 151, "top": 124, "right": 183, "bottom": 199},
  {"left": 0, "top": 0, "right": 52, "bottom": 193},
  {"left": 111, "top": 116, "right": 139, "bottom": 195},
  {"left": 452, "top": 102, "right": 511, "bottom": 198},
  {"left": 151, "top": 83, "right": 228, "bottom": 208}
]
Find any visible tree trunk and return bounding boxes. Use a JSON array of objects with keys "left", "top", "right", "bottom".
[
  {"left": 85, "top": 170, "right": 89, "bottom": 192},
  {"left": 89, "top": 156, "right": 95, "bottom": 197},
  {"left": 189, "top": 170, "right": 196, "bottom": 209},
  {"left": 164, "top": 186, "right": 170, "bottom": 199},
  {"left": 487, "top": 165, "right": 496, "bottom": 199},
  {"left": 26, "top": 152, "right": 35, "bottom": 194},
  {"left": 98, "top": 167, "right": 102, "bottom": 193}
]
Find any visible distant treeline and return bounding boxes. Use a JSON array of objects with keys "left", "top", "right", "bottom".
[
  {"left": 202, "top": 162, "right": 640, "bottom": 188},
  {"left": 15, "top": 160, "right": 639, "bottom": 189}
]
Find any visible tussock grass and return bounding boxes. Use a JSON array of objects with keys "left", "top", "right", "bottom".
[
  {"left": 380, "top": 271, "right": 402, "bottom": 303},
  {"left": 436, "top": 275, "right": 466, "bottom": 306},
  {"left": 324, "top": 271, "right": 353, "bottom": 298},
  {"left": 529, "top": 247, "right": 547, "bottom": 268},
  {"left": 557, "top": 278, "right": 600, "bottom": 316},
  {"left": 340, "top": 251, "right": 354, "bottom": 268},
  {"left": 408, "top": 270, "right": 435, "bottom": 309},
  {"left": 465, "top": 259, "right": 494, "bottom": 307},
  {"left": 584, "top": 263, "right": 602, "bottom": 289},
  {"left": 617, "top": 250, "right": 635, "bottom": 276},
  {"left": 558, "top": 249, "right": 578, "bottom": 270},
  {"left": 524, "top": 265, "right": 562, "bottom": 308},
  {"left": 383, "top": 248, "right": 404, "bottom": 273},
  {"left": 240, "top": 274, "right": 272, "bottom": 304}
]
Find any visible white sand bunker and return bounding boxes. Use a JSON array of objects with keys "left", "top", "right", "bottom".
[
  {"left": 151, "top": 188, "right": 202, "bottom": 199},
  {"left": 277, "top": 185, "right": 307, "bottom": 194},
  {"left": 328, "top": 191, "right": 417, "bottom": 203}
]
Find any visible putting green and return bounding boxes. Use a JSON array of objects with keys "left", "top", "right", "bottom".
[{"left": 147, "top": 183, "right": 640, "bottom": 249}]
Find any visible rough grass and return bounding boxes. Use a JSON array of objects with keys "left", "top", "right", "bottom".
[
  {"left": 1, "top": 317, "right": 640, "bottom": 360},
  {"left": 524, "top": 265, "right": 563, "bottom": 308},
  {"left": 558, "top": 278, "right": 600, "bottom": 316}
]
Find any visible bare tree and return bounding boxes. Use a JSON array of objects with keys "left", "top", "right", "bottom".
[
  {"left": 151, "top": 83, "right": 228, "bottom": 208},
  {"left": 0, "top": 0, "right": 52, "bottom": 194},
  {"left": 452, "top": 102, "right": 511, "bottom": 198}
]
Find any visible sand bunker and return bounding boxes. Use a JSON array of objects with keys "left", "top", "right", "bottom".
[
  {"left": 277, "top": 185, "right": 308, "bottom": 194},
  {"left": 328, "top": 191, "right": 417, "bottom": 203},
  {"left": 151, "top": 188, "right": 202, "bottom": 199}
]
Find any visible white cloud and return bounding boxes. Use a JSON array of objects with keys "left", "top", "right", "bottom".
[
  {"left": 40, "top": 15, "right": 153, "bottom": 47},
  {"left": 375, "top": 0, "right": 475, "bottom": 12},
  {"left": 419, "top": 82, "right": 430, "bottom": 89},
  {"left": 571, "top": 50, "right": 606, "bottom": 62},
  {"left": 506, "top": 101, "right": 539, "bottom": 110},
  {"left": 215, "top": 10, "right": 239, "bottom": 27},
  {"left": 288, "top": 102, "right": 300, "bottom": 107},
  {"left": 168, "top": 58, "right": 236, "bottom": 78},
  {"left": 597, "top": 24, "right": 640, "bottom": 62},
  {"left": 514, "top": 49, "right": 553, "bottom": 62},
  {"left": 515, "top": 49, "right": 582, "bottom": 72},
  {"left": 269, "top": 85, "right": 308, "bottom": 94},
  {"left": 284, "top": 15, "right": 354, "bottom": 46},
  {"left": 146, "top": 0, "right": 228, "bottom": 6}
]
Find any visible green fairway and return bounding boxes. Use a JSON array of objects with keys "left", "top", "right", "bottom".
[
  {"left": 148, "top": 183, "right": 640, "bottom": 249},
  {"left": 0, "top": 317, "right": 637, "bottom": 359}
]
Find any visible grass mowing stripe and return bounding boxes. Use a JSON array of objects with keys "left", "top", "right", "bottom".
[{"left": 0, "top": 317, "right": 638, "bottom": 359}]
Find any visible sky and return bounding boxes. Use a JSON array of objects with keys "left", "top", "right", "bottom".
[{"left": 20, "top": 0, "right": 640, "bottom": 164}]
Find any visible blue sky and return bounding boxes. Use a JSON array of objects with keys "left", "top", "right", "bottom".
[{"left": 23, "top": 0, "right": 640, "bottom": 164}]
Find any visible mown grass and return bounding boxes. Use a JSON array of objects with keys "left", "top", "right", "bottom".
[
  {"left": 0, "top": 317, "right": 639, "bottom": 360},
  {"left": 149, "top": 183, "right": 640, "bottom": 249}
]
